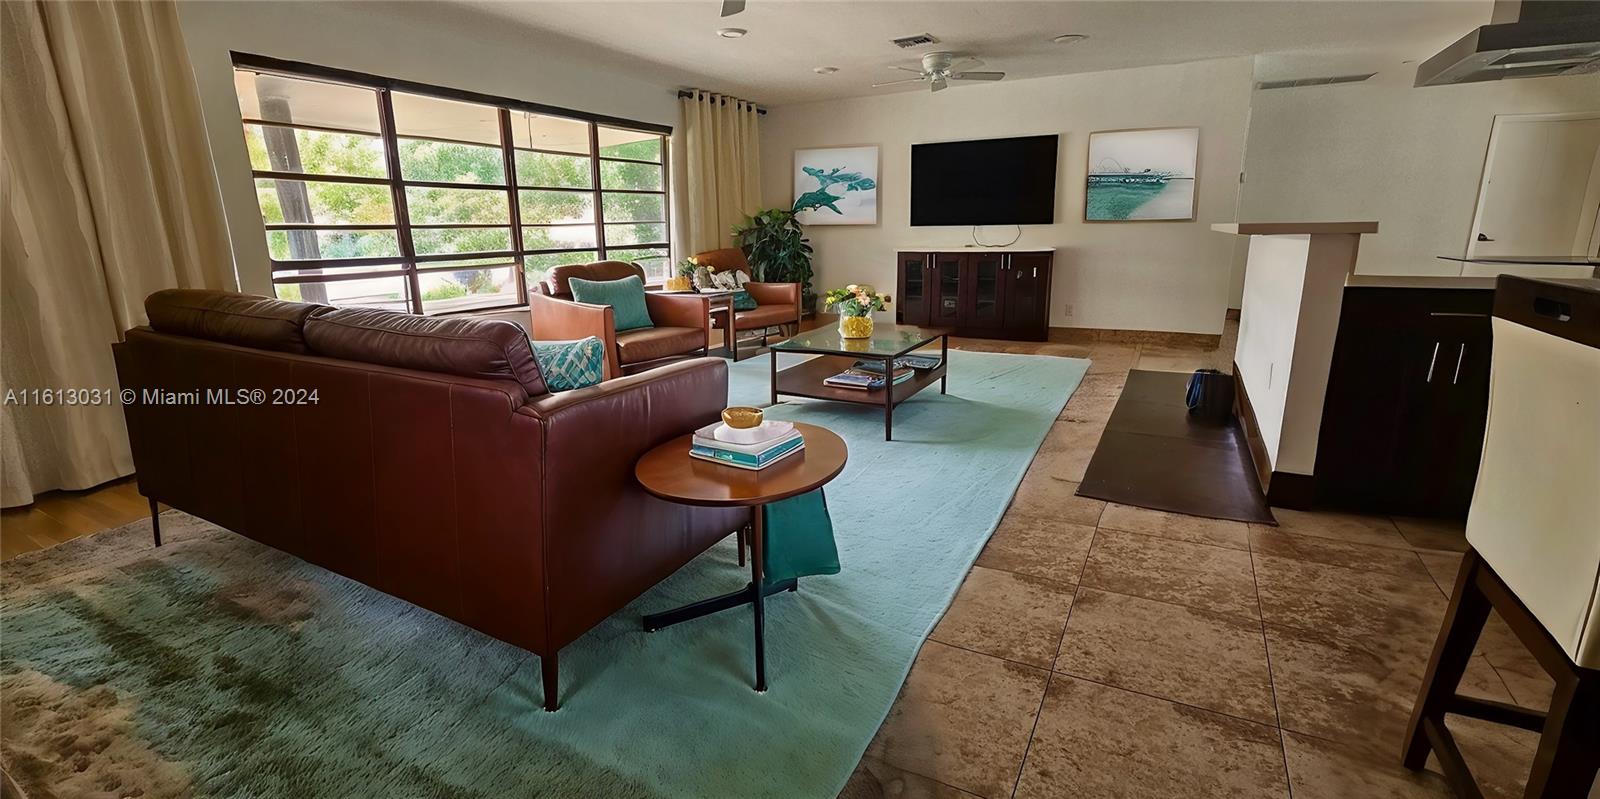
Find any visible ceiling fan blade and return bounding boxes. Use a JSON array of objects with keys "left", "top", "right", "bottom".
[
  {"left": 931, "top": 76, "right": 949, "bottom": 92},
  {"left": 950, "top": 71, "right": 1005, "bottom": 81},
  {"left": 720, "top": 0, "right": 745, "bottom": 16},
  {"left": 889, "top": 65, "right": 925, "bottom": 74},
  {"left": 871, "top": 77, "right": 928, "bottom": 88}
]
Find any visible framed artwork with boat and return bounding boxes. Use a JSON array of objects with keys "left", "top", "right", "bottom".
[{"left": 1084, "top": 127, "right": 1199, "bottom": 222}]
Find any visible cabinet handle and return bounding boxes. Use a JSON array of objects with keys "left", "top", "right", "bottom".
[
  {"left": 1425, "top": 341, "right": 1440, "bottom": 383},
  {"left": 1452, "top": 343, "right": 1465, "bottom": 385}
]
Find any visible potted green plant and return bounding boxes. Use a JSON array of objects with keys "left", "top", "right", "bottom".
[{"left": 732, "top": 208, "right": 814, "bottom": 311}]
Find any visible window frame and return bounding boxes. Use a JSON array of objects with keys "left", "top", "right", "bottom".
[{"left": 233, "top": 52, "right": 672, "bottom": 316}]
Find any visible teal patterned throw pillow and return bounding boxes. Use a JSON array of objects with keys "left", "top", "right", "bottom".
[
  {"left": 731, "top": 290, "right": 759, "bottom": 311},
  {"left": 529, "top": 336, "right": 605, "bottom": 392},
  {"left": 568, "top": 275, "right": 654, "bottom": 332}
]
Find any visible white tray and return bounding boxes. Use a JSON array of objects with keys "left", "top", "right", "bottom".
[{"left": 712, "top": 420, "right": 794, "bottom": 445}]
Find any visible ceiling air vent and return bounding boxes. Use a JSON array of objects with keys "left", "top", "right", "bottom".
[
  {"left": 891, "top": 33, "right": 940, "bottom": 49},
  {"left": 1255, "top": 72, "right": 1378, "bottom": 90}
]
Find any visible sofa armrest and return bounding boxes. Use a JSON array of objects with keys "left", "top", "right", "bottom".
[
  {"left": 644, "top": 292, "right": 712, "bottom": 345},
  {"left": 744, "top": 281, "right": 800, "bottom": 307},
  {"left": 518, "top": 356, "right": 740, "bottom": 647},
  {"left": 528, "top": 292, "right": 621, "bottom": 379}
]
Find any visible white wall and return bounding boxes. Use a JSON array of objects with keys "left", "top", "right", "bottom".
[
  {"left": 177, "top": 0, "right": 684, "bottom": 296},
  {"left": 1238, "top": 68, "right": 1600, "bottom": 281},
  {"left": 759, "top": 57, "right": 1254, "bottom": 335}
]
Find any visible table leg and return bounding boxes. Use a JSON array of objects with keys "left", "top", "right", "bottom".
[
  {"left": 940, "top": 335, "right": 949, "bottom": 395},
  {"left": 769, "top": 350, "right": 778, "bottom": 406},
  {"left": 750, "top": 503, "right": 767, "bottom": 692},
  {"left": 884, "top": 355, "right": 894, "bottom": 441}
]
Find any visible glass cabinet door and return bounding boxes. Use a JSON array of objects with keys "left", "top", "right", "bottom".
[
  {"left": 967, "top": 252, "right": 1004, "bottom": 325},
  {"left": 932, "top": 253, "right": 963, "bottom": 323},
  {"left": 899, "top": 252, "right": 926, "bottom": 325}
]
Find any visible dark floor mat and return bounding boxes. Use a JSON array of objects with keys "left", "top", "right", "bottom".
[{"left": 1077, "top": 370, "right": 1276, "bottom": 525}]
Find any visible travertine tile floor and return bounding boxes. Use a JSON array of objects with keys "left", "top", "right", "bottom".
[{"left": 842, "top": 326, "right": 1583, "bottom": 799}]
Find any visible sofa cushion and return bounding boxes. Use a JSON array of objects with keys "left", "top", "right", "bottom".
[
  {"left": 615, "top": 326, "right": 704, "bottom": 365},
  {"left": 145, "top": 289, "right": 329, "bottom": 353},
  {"left": 569, "top": 275, "right": 654, "bottom": 332},
  {"left": 545, "top": 260, "right": 644, "bottom": 297},
  {"left": 529, "top": 337, "right": 605, "bottom": 392},
  {"left": 304, "top": 308, "right": 547, "bottom": 395}
]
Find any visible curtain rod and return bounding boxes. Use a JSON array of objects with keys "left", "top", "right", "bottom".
[{"left": 678, "top": 90, "right": 767, "bottom": 116}]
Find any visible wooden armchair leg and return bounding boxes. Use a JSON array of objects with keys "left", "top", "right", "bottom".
[
  {"left": 736, "top": 527, "right": 747, "bottom": 567},
  {"left": 149, "top": 497, "right": 162, "bottom": 547},
  {"left": 1403, "top": 550, "right": 1492, "bottom": 770}
]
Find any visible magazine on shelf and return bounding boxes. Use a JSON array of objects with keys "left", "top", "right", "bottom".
[
  {"left": 823, "top": 367, "right": 915, "bottom": 390},
  {"left": 851, "top": 354, "right": 942, "bottom": 374},
  {"left": 689, "top": 435, "right": 806, "bottom": 469}
]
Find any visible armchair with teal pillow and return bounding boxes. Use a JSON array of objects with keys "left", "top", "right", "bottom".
[{"left": 528, "top": 260, "right": 713, "bottom": 379}]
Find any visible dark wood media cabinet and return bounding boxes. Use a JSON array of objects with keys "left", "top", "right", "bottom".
[{"left": 895, "top": 249, "right": 1054, "bottom": 341}]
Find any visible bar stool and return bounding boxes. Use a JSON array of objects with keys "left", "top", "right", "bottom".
[{"left": 1402, "top": 276, "right": 1599, "bottom": 798}]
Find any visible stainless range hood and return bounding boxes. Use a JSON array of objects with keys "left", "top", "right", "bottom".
[{"left": 1415, "top": 0, "right": 1600, "bottom": 86}]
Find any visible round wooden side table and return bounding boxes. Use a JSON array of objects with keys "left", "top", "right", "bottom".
[{"left": 634, "top": 422, "right": 847, "bottom": 692}]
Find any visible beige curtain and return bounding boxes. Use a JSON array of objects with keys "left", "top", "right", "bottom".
[
  {"left": 1, "top": 0, "right": 235, "bottom": 507},
  {"left": 680, "top": 90, "right": 762, "bottom": 255}
]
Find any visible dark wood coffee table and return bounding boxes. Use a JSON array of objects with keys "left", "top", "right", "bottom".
[
  {"left": 634, "top": 422, "right": 847, "bottom": 692},
  {"left": 769, "top": 324, "right": 951, "bottom": 440}
]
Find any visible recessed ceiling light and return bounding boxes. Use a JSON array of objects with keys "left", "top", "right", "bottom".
[
  {"left": 717, "top": 27, "right": 747, "bottom": 38},
  {"left": 1052, "top": 34, "right": 1089, "bottom": 45},
  {"left": 813, "top": 66, "right": 839, "bottom": 75}
]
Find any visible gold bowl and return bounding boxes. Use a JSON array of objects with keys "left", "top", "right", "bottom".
[{"left": 721, "top": 406, "right": 763, "bottom": 429}]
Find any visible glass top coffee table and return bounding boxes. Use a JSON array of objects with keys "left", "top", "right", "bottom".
[{"left": 769, "top": 324, "right": 951, "bottom": 440}]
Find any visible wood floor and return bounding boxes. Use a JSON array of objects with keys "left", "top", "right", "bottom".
[{"left": 0, "top": 478, "right": 159, "bottom": 562}]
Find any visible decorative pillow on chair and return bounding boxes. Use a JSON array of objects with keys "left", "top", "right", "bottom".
[
  {"left": 709, "top": 270, "right": 740, "bottom": 291},
  {"left": 529, "top": 336, "right": 605, "bottom": 391},
  {"left": 731, "top": 290, "right": 759, "bottom": 311},
  {"left": 568, "top": 275, "right": 654, "bottom": 332}
]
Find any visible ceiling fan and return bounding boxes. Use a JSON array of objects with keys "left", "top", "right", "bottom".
[
  {"left": 872, "top": 52, "right": 1005, "bottom": 92},
  {"left": 720, "top": 0, "right": 744, "bottom": 16}
]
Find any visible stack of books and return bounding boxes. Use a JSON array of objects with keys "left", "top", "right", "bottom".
[
  {"left": 824, "top": 366, "right": 915, "bottom": 390},
  {"left": 851, "top": 354, "right": 942, "bottom": 374},
  {"left": 689, "top": 421, "right": 805, "bottom": 470}
]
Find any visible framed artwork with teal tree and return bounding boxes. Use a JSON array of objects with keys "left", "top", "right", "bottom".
[
  {"left": 1084, "top": 127, "right": 1199, "bottom": 222},
  {"left": 793, "top": 146, "right": 878, "bottom": 225}
]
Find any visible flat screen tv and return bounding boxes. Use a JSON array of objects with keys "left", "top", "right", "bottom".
[{"left": 910, "top": 135, "right": 1059, "bottom": 226}]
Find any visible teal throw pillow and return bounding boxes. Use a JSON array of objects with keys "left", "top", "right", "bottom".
[
  {"left": 529, "top": 336, "right": 605, "bottom": 392},
  {"left": 731, "top": 290, "right": 759, "bottom": 311},
  {"left": 568, "top": 275, "right": 654, "bottom": 332}
]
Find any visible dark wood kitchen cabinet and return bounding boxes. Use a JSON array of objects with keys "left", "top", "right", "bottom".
[
  {"left": 895, "top": 249, "right": 1053, "bottom": 340},
  {"left": 1314, "top": 287, "right": 1494, "bottom": 518}
]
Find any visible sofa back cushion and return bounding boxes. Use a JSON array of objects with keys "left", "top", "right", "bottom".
[
  {"left": 145, "top": 289, "right": 329, "bottom": 353},
  {"left": 304, "top": 307, "right": 547, "bottom": 395},
  {"left": 568, "top": 275, "right": 654, "bottom": 332},
  {"left": 545, "top": 260, "right": 645, "bottom": 297}
]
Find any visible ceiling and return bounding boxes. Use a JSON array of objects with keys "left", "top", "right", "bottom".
[{"left": 459, "top": 0, "right": 1492, "bottom": 106}]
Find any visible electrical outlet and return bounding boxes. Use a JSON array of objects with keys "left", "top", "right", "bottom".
[{"left": 1063, "top": 303, "right": 1075, "bottom": 316}]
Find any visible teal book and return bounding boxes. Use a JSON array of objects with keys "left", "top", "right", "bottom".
[{"left": 689, "top": 435, "right": 805, "bottom": 469}]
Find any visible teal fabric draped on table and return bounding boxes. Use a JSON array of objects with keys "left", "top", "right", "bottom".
[{"left": 762, "top": 489, "right": 839, "bottom": 584}]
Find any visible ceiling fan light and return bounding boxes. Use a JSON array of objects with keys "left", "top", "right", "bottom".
[
  {"left": 716, "top": 27, "right": 748, "bottom": 38},
  {"left": 813, "top": 66, "right": 839, "bottom": 75}
]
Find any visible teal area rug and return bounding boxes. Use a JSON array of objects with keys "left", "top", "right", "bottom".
[{"left": 1, "top": 350, "right": 1087, "bottom": 798}]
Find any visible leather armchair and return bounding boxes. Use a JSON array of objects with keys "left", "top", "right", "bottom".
[
  {"left": 528, "top": 260, "right": 711, "bottom": 379},
  {"left": 692, "top": 248, "right": 803, "bottom": 360}
]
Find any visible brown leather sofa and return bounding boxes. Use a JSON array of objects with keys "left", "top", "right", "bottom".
[
  {"left": 691, "top": 248, "right": 803, "bottom": 361},
  {"left": 527, "top": 260, "right": 711, "bottom": 379},
  {"left": 113, "top": 289, "right": 743, "bottom": 711}
]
